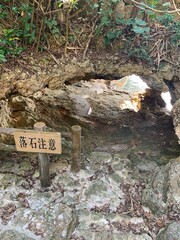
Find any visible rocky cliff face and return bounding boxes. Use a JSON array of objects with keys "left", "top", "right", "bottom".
[
  {"left": 0, "top": 56, "right": 179, "bottom": 130},
  {"left": 0, "top": 55, "right": 180, "bottom": 240}
]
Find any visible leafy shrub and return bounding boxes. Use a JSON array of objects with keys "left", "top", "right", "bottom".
[
  {"left": 0, "top": 0, "right": 78, "bottom": 62},
  {"left": 0, "top": 0, "right": 179, "bottom": 64},
  {"left": 157, "top": 14, "right": 180, "bottom": 46},
  {"left": 0, "top": 28, "right": 24, "bottom": 62}
]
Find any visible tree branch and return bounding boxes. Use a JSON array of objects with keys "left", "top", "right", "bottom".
[
  {"left": 172, "top": 0, "right": 180, "bottom": 15},
  {"left": 130, "top": 0, "right": 180, "bottom": 14}
]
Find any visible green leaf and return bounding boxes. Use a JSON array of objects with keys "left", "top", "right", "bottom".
[
  {"left": 93, "top": 3, "right": 99, "bottom": 8},
  {"left": 133, "top": 25, "right": 150, "bottom": 34},
  {"left": 52, "top": 19, "right": 57, "bottom": 26},
  {"left": 0, "top": 54, "right": 7, "bottom": 63},
  {"left": 132, "top": 26, "right": 143, "bottom": 34},
  {"left": 126, "top": 18, "right": 134, "bottom": 25},
  {"left": 58, "top": 2, "right": 63, "bottom": 8},
  {"left": 162, "top": 2, "right": 171, "bottom": 7},
  {"left": 52, "top": 28, "right": 60, "bottom": 34},
  {"left": 9, "top": 37, "right": 19, "bottom": 41},
  {"left": 135, "top": 19, "right": 147, "bottom": 26},
  {"left": 143, "top": 27, "right": 150, "bottom": 33},
  {"left": 100, "top": 15, "right": 110, "bottom": 26},
  {"left": 25, "top": 22, "right": 30, "bottom": 32},
  {"left": 106, "top": 30, "right": 121, "bottom": 39},
  {"left": 115, "top": 17, "right": 125, "bottom": 24}
]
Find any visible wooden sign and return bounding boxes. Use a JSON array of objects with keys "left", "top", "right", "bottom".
[{"left": 14, "top": 130, "right": 61, "bottom": 154}]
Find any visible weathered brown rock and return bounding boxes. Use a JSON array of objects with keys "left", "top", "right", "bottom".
[
  {"left": 172, "top": 99, "right": 180, "bottom": 143},
  {"left": 13, "top": 75, "right": 50, "bottom": 97},
  {"left": 142, "top": 157, "right": 180, "bottom": 214},
  {"left": 0, "top": 57, "right": 179, "bottom": 131}
]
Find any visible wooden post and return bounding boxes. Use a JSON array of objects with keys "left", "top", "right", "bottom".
[
  {"left": 71, "top": 125, "right": 81, "bottom": 173},
  {"left": 81, "top": 136, "right": 85, "bottom": 169},
  {"left": 34, "top": 122, "right": 51, "bottom": 187}
]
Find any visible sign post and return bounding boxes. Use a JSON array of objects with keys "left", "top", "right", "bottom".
[
  {"left": 71, "top": 125, "right": 81, "bottom": 173},
  {"left": 34, "top": 122, "right": 51, "bottom": 188},
  {"left": 6, "top": 122, "right": 82, "bottom": 188},
  {"left": 14, "top": 122, "right": 62, "bottom": 187}
]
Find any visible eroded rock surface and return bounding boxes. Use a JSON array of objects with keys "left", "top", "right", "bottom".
[
  {"left": 172, "top": 99, "right": 180, "bottom": 143},
  {"left": 157, "top": 221, "right": 180, "bottom": 240},
  {"left": 0, "top": 128, "right": 179, "bottom": 240},
  {"left": 1, "top": 56, "right": 179, "bottom": 140},
  {"left": 0, "top": 152, "right": 153, "bottom": 240},
  {"left": 0, "top": 56, "right": 180, "bottom": 240},
  {"left": 142, "top": 157, "right": 180, "bottom": 214},
  {"left": 0, "top": 58, "right": 174, "bottom": 102}
]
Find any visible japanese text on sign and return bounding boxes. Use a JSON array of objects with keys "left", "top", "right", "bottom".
[{"left": 14, "top": 130, "right": 61, "bottom": 154}]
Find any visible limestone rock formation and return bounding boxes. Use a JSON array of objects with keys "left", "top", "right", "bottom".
[
  {"left": 172, "top": 99, "right": 180, "bottom": 144},
  {"left": 142, "top": 157, "right": 180, "bottom": 214},
  {"left": 157, "top": 222, "right": 180, "bottom": 240}
]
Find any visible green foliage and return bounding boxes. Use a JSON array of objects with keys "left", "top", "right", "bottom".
[
  {"left": 0, "top": 28, "right": 24, "bottom": 62},
  {"left": 95, "top": 0, "right": 121, "bottom": 32},
  {"left": 0, "top": 2, "right": 35, "bottom": 62},
  {"left": 0, "top": 0, "right": 179, "bottom": 64},
  {"left": 19, "top": 3, "right": 36, "bottom": 43},
  {"left": 0, "top": 50, "right": 7, "bottom": 63},
  {"left": 124, "top": 40, "right": 152, "bottom": 63},
  {"left": 92, "top": 0, "right": 179, "bottom": 65},
  {"left": 104, "top": 30, "right": 122, "bottom": 45},
  {"left": 45, "top": 17, "right": 60, "bottom": 35},
  {"left": 0, "top": 4, "right": 8, "bottom": 19},
  {"left": 170, "top": 21, "right": 180, "bottom": 46},
  {"left": 158, "top": 13, "right": 174, "bottom": 25},
  {"left": 92, "top": 0, "right": 151, "bottom": 62},
  {"left": 0, "top": 0, "right": 78, "bottom": 62},
  {"left": 157, "top": 13, "right": 180, "bottom": 46},
  {"left": 132, "top": 19, "right": 150, "bottom": 34},
  {"left": 104, "top": 17, "right": 150, "bottom": 58}
]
